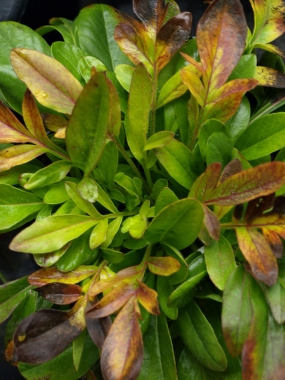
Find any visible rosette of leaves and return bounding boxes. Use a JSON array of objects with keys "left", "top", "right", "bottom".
[{"left": 1, "top": 0, "right": 285, "bottom": 379}]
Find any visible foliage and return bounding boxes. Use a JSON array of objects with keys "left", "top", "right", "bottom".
[{"left": 1, "top": 0, "right": 285, "bottom": 379}]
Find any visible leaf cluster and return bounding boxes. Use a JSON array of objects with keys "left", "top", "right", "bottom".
[{"left": 1, "top": 0, "right": 285, "bottom": 379}]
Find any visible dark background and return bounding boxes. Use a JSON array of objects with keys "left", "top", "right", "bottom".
[{"left": 0, "top": 0, "right": 282, "bottom": 379}]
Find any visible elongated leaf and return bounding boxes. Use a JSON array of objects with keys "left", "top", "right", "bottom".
[
  {"left": 155, "top": 139, "right": 196, "bottom": 189},
  {"left": 0, "top": 21, "right": 50, "bottom": 113},
  {"left": 236, "top": 227, "right": 278, "bottom": 286},
  {"left": 13, "top": 302, "right": 86, "bottom": 364},
  {"left": 0, "top": 144, "right": 48, "bottom": 172},
  {"left": 147, "top": 256, "right": 180, "bottom": 276},
  {"left": 145, "top": 198, "right": 204, "bottom": 250},
  {"left": 18, "top": 335, "right": 99, "bottom": 380},
  {"left": 197, "top": 0, "right": 247, "bottom": 94},
  {"left": 205, "top": 161, "right": 285, "bottom": 206},
  {"left": 0, "top": 277, "right": 32, "bottom": 323},
  {"left": 89, "top": 218, "right": 109, "bottom": 249},
  {"left": 157, "top": 70, "right": 188, "bottom": 108},
  {"left": 35, "top": 283, "right": 82, "bottom": 305},
  {"left": 254, "top": 66, "right": 285, "bottom": 88},
  {"left": 66, "top": 71, "right": 110, "bottom": 176},
  {"left": 204, "top": 235, "right": 236, "bottom": 290},
  {"left": 24, "top": 161, "right": 72, "bottom": 190},
  {"left": 144, "top": 131, "right": 174, "bottom": 151},
  {"left": 178, "top": 301, "right": 227, "bottom": 371},
  {"left": 236, "top": 113, "right": 285, "bottom": 160},
  {"left": 222, "top": 265, "right": 253, "bottom": 357},
  {"left": 0, "top": 184, "right": 43, "bottom": 231},
  {"left": 156, "top": 12, "right": 192, "bottom": 71},
  {"left": 138, "top": 313, "right": 177, "bottom": 380},
  {"left": 76, "top": 4, "right": 132, "bottom": 71},
  {"left": 11, "top": 48, "right": 83, "bottom": 114},
  {"left": 9, "top": 215, "right": 99, "bottom": 253},
  {"left": 28, "top": 266, "right": 97, "bottom": 287},
  {"left": 101, "top": 297, "right": 143, "bottom": 380},
  {"left": 157, "top": 276, "right": 178, "bottom": 320},
  {"left": 128, "top": 64, "right": 152, "bottom": 160}
]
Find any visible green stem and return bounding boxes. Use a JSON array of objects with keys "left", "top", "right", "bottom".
[{"left": 112, "top": 136, "right": 149, "bottom": 192}]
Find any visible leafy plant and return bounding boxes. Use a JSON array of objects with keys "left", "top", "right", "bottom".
[{"left": 1, "top": 0, "right": 285, "bottom": 379}]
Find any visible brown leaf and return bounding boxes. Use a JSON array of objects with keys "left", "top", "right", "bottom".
[
  {"left": 189, "top": 162, "right": 222, "bottom": 201},
  {"left": 35, "top": 283, "right": 82, "bottom": 305},
  {"left": 12, "top": 303, "right": 86, "bottom": 364},
  {"left": 133, "top": 0, "right": 168, "bottom": 30},
  {"left": 101, "top": 297, "right": 143, "bottom": 380},
  {"left": 218, "top": 158, "right": 243, "bottom": 184},
  {"left": 85, "top": 300, "right": 112, "bottom": 350},
  {"left": 254, "top": 66, "right": 285, "bottom": 88},
  {"left": 203, "top": 204, "right": 220, "bottom": 240},
  {"left": 156, "top": 12, "right": 192, "bottom": 71}
]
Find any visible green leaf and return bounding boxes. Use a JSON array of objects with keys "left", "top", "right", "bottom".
[
  {"left": 236, "top": 113, "right": 285, "bottom": 160},
  {"left": 11, "top": 48, "right": 83, "bottom": 114},
  {"left": 76, "top": 4, "right": 132, "bottom": 71},
  {"left": 23, "top": 161, "right": 72, "bottom": 189},
  {"left": 89, "top": 218, "right": 109, "bottom": 249},
  {"left": 66, "top": 71, "right": 110, "bottom": 176},
  {"left": 114, "top": 64, "right": 135, "bottom": 92},
  {"left": 128, "top": 64, "right": 152, "bottom": 161},
  {"left": 157, "top": 276, "right": 178, "bottom": 320},
  {"left": 222, "top": 265, "right": 253, "bottom": 357},
  {"left": 264, "top": 277, "right": 285, "bottom": 324},
  {"left": 162, "top": 244, "right": 188, "bottom": 285},
  {"left": 9, "top": 215, "right": 99, "bottom": 253},
  {"left": 51, "top": 42, "right": 87, "bottom": 84},
  {"left": 155, "top": 187, "right": 178, "bottom": 215},
  {"left": 0, "top": 21, "right": 50, "bottom": 113},
  {"left": 155, "top": 139, "right": 196, "bottom": 189},
  {"left": 37, "top": 18, "right": 77, "bottom": 45},
  {"left": 0, "top": 276, "right": 32, "bottom": 323},
  {"left": 18, "top": 335, "right": 99, "bottom": 380},
  {"left": 206, "top": 132, "right": 233, "bottom": 167},
  {"left": 228, "top": 54, "right": 257, "bottom": 81},
  {"left": 145, "top": 198, "right": 204, "bottom": 250},
  {"left": 199, "top": 119, "right": 227, "bottom": 160},
  {"left": 78, "top": 56, "right": 107, "bottom": 83},
  {"left": 101, "top": 248, "right": 124, "bottom": 263},
  {"left": 73, "top": 329, "right": 86, "bottom": 372},
  {"left": 144, "top": 131, "right": 174, "bottom": 151},
  {"left": 178, "top": 301, "right": 227, "bottom": 372},
  {"left": 204, "top": 235, "right": 236, "bottom": 291},
  {"left": 97, "top": 141, "right": 118, "bottom": 189},
  {"left": 157, "top": 70, "right": 188, "bottom": 108},
  {"left": 138, "top": 313, "right": 177, "bottom": 380},
  {"left": 0, "top": 184, "right": 43, "bottom": 231},
  {"left": 101, "top": 216, "right": 123, "bottom": 248},
  {"left": 225, "top": 96, "right": 251, "bottom": 143}
]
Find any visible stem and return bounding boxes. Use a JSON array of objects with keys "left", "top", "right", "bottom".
[{"left": 112, "top": 136, "right": 149, "bottom": 192}]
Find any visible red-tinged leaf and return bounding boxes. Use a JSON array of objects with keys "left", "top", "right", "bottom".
[
  {"left": 236, "top": 227, "right": 278, "bottom": 286},
  {"left": 133, "top": 0, "right": 168, "bottom": 30},
  {"left": 89, "top": 266, "right": 141, "bottom": 297},
  {"left": 114, "top": 23, "right": 153, "bottom": 74},
  {"left": 137, "top": 281, "right": 160, "bottom": 315},
  {"left": 205, "top": 161, "right": 285, "bottom": 206},
  {"left": 11, "top": 48, "right": 83, "bottom": 114},
  {"left": 189, "top": 162, "right": 222, "bottom": 201},
  {"left": 0, "top": 144, "right": 48, "bottom": 172},
  {"left": 180, "top": 67, "right": 205, "bottom": 106},
  {"left": 156, "top": 12, "right": 192, "bottom": 71},
  {"left": 197, "top": 0, "right": 247, "bottom": 94},
  {"left": 218, "top": 158, "right": 243, "bottom": 184},
  {"left": 28, "top": 266, "right": 98, "bottom": 287},
  {"left": 13, "top": 301, "right": 86, "bottom": 364},
  {"left": 86, "top": 283, "right": 136, "bottom": 319},
  {"left": 22, "top": 90, "right": 50, "bottom": 143},
  {"left": 0, "top": 101, "right": 33, "bottom": 143},
  {"left": 101, "top": 297, "right": 143, "bottom": 380},
  {"left": 203, "top": 204, "right": 220, "bottom": 240},
  {"left": 35, "top": 283, "right": 82, "bottom": 305},
  {"left": 254, "top": 66, "right": 285, "bottom": 88},
  {"left": 203, "top": 86, "right": 257, "bottom": 124},
  {"left": 147, "top": 256, "right": 180, "bottom": 276}
]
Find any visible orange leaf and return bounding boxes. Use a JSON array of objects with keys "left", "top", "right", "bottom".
[
  {"left": 147, "top": 256, "right": 180, "bottom": 276},
  {"left": 236, "top": 227, "right": 277, "bottom": 286},
  {"left": 101, "top": 297, "right": 143, "bottom": 380},
  {"left": 137, "top": 281, "right": 160, "bottom": 315}
]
